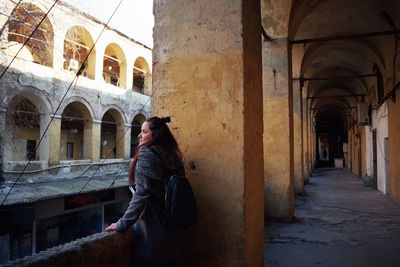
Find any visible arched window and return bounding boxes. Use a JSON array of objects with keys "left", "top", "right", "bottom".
[
  {"left": 7, "top": 3, "right": 54, "bottom": 67},
  {"left": 133, "top": 57, "right": 151, "bottom": 95},
  {"left": 103, "top": 44, "right": 126, "bottom": 88},
  {"left": 64, "top": 26, "right": 96, "bottom": 79}
]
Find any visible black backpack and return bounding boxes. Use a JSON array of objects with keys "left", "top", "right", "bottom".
[{"left": 150, "top": 148, "right": 198, "bottom": 230}]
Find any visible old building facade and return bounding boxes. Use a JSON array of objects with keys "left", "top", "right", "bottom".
[{"left": 0, "top": 0, "right": 151, "bottom": 262}]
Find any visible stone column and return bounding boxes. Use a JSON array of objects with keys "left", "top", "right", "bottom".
[
  {"left": 126, "top": 60, "right": 134, "bottom": 91},
  {"left": 115, "top": 122, "right": 126, "bottom": 159},
  {"left": 123, "top": 124, "right": 131, "bottom": 160},
  {"left": 52, "top": 30, "right": 65, "bottom": 71},
  {"left": 39, "top": 113, "right": 51, "bottom": 163},
  {"left": 94, "top": 44, "right": 106, "bottom": 83},
  {"left": 263, "top": 39, "right": 294, "bottom": 220},
  {"left": 85, "top": 121, "right": 101, "bottom": 163},
  {"left": 153, "top": 1, "right": 264, "bottom": 266},
  {"left": 303, "top": 91, "right": 310, "bottom": 183},
  {"left": 49, "top": 116, "right": 61, "bottom": 165},
  {"left": 293, "top": 80, "right": 304, "bottom": 194}
]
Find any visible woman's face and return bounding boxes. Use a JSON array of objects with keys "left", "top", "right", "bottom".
[{"left": 138, "top": 121, "right": 152, "bottom": 146}]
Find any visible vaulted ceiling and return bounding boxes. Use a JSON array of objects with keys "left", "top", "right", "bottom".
[{"left": 263, "top": 0, "right": 399, "bottom": 133}]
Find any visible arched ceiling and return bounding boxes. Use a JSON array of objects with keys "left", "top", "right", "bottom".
[{"left": 288, "top": 0, "right": 399, "bottom": 132}]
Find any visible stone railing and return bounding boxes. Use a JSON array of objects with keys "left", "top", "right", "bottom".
[{"left": 4, "top": 230, "right": 134, "bottom": 267}]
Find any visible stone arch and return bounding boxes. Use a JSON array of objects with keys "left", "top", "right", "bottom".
[
  {"left": 132, "top": 57, "right": 151, "bottom": 95},
  {"left": 4, "top": 88, "right": 53, "bottom": 116},
  {"left": 99, "top": 104, "right": 127, "bottom": 125},
  {"left": 103, "top": 43, "right": 127, "bottom": 88},
  {"left": 101, "top": 108, "right": 126, "bottom": 159},
  {"left": 7, "top": 2, "right": 54, "bottom": 67},
  {"left": 59, "top": 96, "right": 95, "bottom": 120},
  {"left": 64, "top": 26, "right": 96, "bottom": 79}
]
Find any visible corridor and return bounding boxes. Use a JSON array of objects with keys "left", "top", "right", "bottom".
[{"left": 265, "top": 168, "right": 400, "bottom": 267}]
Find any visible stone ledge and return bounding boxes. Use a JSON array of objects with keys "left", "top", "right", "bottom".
[{"left": 4, "top": 230, "right": 134, "bottom": 267}]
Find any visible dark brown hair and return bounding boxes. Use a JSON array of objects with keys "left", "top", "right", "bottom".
[{"left": 129, "top": 116, "right": 182, "bottom": 185}]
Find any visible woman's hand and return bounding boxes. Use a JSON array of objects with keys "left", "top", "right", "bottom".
[{"left": 105, "top": 223, "right": 118, "bottom": 232}]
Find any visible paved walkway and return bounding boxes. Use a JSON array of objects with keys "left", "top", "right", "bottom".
[{"left": 265, "top": 168, "right": 400, "bottom": 267}]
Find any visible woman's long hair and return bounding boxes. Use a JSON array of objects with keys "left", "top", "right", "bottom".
[{"left": 129, "top": 116, "right": 182, "bottom": 185}]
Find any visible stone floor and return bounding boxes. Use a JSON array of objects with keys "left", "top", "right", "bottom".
[{"left": 264, "top": 168, "right": 400, "bottom": 267}]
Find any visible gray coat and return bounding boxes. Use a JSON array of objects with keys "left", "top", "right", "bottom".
[{"left": 116, "top": 145, "right": 184, "bottom": 267}]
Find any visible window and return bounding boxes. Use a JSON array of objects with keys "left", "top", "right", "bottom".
[
  {"left": 26, "top": 140, "right": 36, "bottom": 160},
  {"left": 66, "top": 142, "right": 73, "bottom": 159}
]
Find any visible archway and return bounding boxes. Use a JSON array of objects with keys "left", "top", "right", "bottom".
[
  {"left": 7, "top": 3, "right": 54, "bottom": 67},
  {"left": 101, "top": 109, "right": 125, "bottom": 159},
  {"left": 103, "top": 43, "right": 127, "bottom": 88},
  {"left": 60, "top": 102, "right": 93, "bottom": 161},
  {"left": 6, "top": 96, "right": 40, "bottom": 161},
  {"left": 132, "top": 57, "right": 151, "bottom": 95}
]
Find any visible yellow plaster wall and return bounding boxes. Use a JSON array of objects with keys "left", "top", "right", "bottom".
[
  {"left": 13, "top": 126, "right": 40, "bottom": 160},
  {"left": 49, "top": 118, "right": 61, "bottom": 165},
  {"left": 101, "top": 135, "right": 116, "bottom": 159},
  {"left": 264, "top": 98, "right": 294, "bottom": 219},
  {"left": 153, "top": 1, "right": 264, "bottom": 265},
  {"left": 60, "top": 129, "right": 83, "bottom": 160},
  {"left": 263, "top": 38, "right": 294, "bottom": 220}
]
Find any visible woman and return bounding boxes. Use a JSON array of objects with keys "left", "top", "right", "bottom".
[{"left": 105, "top": 116, "right": 184, "bottom": 267}]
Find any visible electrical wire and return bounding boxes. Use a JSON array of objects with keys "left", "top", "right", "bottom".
[
  {"left": 79, "top": 94, "right": 152, "bottom": 192},
  {"left": 0, "top": 0, "right": 59, "bottom": 81},
  {"left": 0, "top": 0, "right": 126, "bottom": 206}
]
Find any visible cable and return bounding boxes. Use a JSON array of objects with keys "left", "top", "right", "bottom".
[
  {"left": 0, "top": 75, "right": 80, "bottom": 205},
  {"left": 79, "top": 94, "right": 152, "bottom": 192},
  {"left": 0, "top": 0, "right": 126, "bottom": 206},
  {"left": 0, "top": 0, "right": 59, "bottom": 81}
]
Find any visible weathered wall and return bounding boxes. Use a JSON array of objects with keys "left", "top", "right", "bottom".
[
  {"left": 388, "top": 90, "right": 400, "bottom": 203},
  {"left": 365, "top": 103, "right": 389, "bottom": 194},
  {"left": 4, "top": 231, "right": 133, "bottom": 267},
  {"left": 263, "top": 39, "right": 294, "bottom": 220},
  {"left": 153, "top": 0, "right": 264, "bottom": 266},
  {"left": 9, "top": 126, "right": 40, "bottom": 161},
  {"left": 0, "top": 0, "right": 152, "bottom": 173}
]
